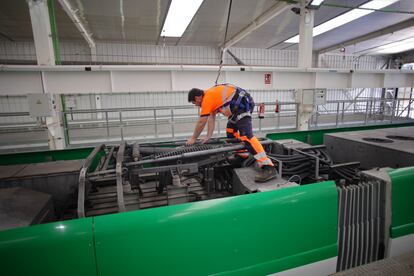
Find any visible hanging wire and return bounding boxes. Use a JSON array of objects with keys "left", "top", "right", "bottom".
[{"left": 215, "top": 0, "right": 233, "bottom": 85}]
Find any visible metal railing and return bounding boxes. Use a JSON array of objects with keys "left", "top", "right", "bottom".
[
  {"left": 310, "top": 98, "right": 414, "bottom": 128},
  {"left": 61, "top": 102, "right": 299, "bottom": 145},
  {"left": 0, "top": 98, "right": 413, "bottom": 150}
]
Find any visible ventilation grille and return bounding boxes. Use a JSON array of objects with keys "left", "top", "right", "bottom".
[{"left": 337, "top": 179, "right": 386, "bottom": 272}]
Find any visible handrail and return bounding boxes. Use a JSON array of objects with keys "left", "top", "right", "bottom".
[
  {"left": 77, "top": 144, "right": 105, "bottom": 218},
  {"left": 0, "top": 112, "right": 30, "bottom": 117},
  {"left": 61, "top": 101, "right": 298, "bottom": 115}
]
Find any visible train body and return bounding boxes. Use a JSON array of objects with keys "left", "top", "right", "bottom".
[{"left": 1, "top": 123, "right": 414, "bottom": 275}]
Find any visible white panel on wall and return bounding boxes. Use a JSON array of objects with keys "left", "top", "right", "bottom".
[
  {"left": 0, "top": 72, "right": 43, "bottom": 95},
  {"left": 44, "top": 71, "right": 111, "bottom": 93},
  {"left": 351, "top": 73, "right": 384, "bottom": 88},
  {"left": 226, "top": 71, "right": 274, "bottom": 89},
  {"left": 111, "top": 71, "right": 172, "bottom": 92},
  {"left": 384, "top": 73, "right": 414, "bottom": 88},
  {"left": 274, "top": 72, "right": 315, "bottom": 89},
  {"left": 316, "top": 72, "right": 350, "bottom": 89},
  {"left": 1, "top": 67, "right": 411, "bottom": 96},
  {"left": 173, "top": 71, "right": 222, "bottom": 90}
]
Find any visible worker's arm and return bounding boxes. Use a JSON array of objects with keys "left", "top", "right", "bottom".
[
  {"left": 186, "top": 115, "right": 208, "bottom": 145},
  {"left": 202, "top": 111, "right": 217, "bottom": 144}
]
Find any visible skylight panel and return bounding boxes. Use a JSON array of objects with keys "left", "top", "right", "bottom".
[{"left": 161, "top": 0, "right": 204, "bottom": 37}]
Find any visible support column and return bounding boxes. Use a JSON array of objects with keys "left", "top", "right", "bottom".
[
  {"left": 296, "top": 89, "right": 315, "bottom": 131},
  {"left": 297, "top": 0, "right": 314, "bottom": 130},
  {"left": 27, "top": 0, "right": 55, "bottom": 65},
  {"left": 45, "top": 94, "right": 67, "bottom": 149},
  {"left": 298, "top": 0, "right": 314, "bottom": 68},
  {"left": 28, "top": 0, "right": 66, "bottom": 149}
]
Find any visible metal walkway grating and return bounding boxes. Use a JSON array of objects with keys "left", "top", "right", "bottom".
[{"left": 333, "top": 251, "right": 414, "bottom": 276}]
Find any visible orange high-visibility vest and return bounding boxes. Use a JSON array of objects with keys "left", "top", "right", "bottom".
[{"left": 200, "top": 84, "right": 236, "bottom": 117}]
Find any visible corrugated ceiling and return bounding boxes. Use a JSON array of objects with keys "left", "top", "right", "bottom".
[{"left": 0, "top": 0, "right": 413, "bottom": 54}]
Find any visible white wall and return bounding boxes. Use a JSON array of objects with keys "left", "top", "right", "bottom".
[
  {"left": 0, "top": 72, "right": 43, "bottom": 94},
  {"left": 0, "top": 41, "right": 388, "bottom": 70},
  {"left": 318, "top": 53, "right": 388, "bottom": 70}
]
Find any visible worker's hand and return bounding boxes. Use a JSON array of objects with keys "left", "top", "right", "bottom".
[
  {"left": 201, "top": 137, "right": 211, "bottom": 144},
  {"left": 186, "top": 137, "right": 197, "bottom": 146}
]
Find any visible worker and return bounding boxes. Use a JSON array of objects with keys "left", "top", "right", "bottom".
[{"left": 186, "top": 84, "right": 277, "bottom": 182}]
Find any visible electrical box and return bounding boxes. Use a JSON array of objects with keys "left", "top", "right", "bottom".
[
  {"left": 65, "top": 97, "right": 76, "bottom": 109},
  {"left": 302, "top": 89, "right": 315, "bottom": 105},
  {"left": 314, "top": 88, "right": 327, "bottom": 105},
  {"left": 301, "top": 89, "right": 327, "bottom": 105},
  {"left": 28, "top": 94, "right": 54, "bottom": 117}
]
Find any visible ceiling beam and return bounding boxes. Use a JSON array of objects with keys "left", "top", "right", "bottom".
[
  {"left": 318, "top": 17, "right": 414, "bottom": 54},
  {"left": 222, "top": 1, "right": 290, "bottom": 49},
  {"left": 58, "top": 0, "right": 95, "bottom": 49}
]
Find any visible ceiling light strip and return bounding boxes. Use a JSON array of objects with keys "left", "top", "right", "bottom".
[
  {"left": 161, "top": 0, "right": 204, "bottom": 37},
  {"left": 309, "top": 0, "right": 324, "bottom": 6},
  {"left": 374, "top": 36, "right": 414, "bottom": 54}
]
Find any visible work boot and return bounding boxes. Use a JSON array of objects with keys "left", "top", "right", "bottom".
[{"left": 255, "top": 165, "right": 277, "bottom": 182}]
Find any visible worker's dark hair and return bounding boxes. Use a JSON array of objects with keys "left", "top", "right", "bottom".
[{"left": 188, "top": 88, "right": 204, "bottom": 102}]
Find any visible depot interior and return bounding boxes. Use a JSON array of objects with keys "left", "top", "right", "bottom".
[{"left": 1, "top": 0, "right": 414, "bottom": 275}]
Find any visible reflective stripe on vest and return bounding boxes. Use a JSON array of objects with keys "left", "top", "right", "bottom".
[
  {"left": 218, "top": 85, "right": 235, "bottom": 116},
  {"left": 254, "top": 151, "right": 267, "bottom": 160}
]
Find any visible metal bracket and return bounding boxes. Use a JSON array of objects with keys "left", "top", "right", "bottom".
[
  {"left": 116, "top": 142, "right": 126, "bottom": 212},
  {"left": 291, "top": 148, "right": 321, "bottom": 180},
  {"left": 131, "top": 163, "right": 198, "bottom": 175}
]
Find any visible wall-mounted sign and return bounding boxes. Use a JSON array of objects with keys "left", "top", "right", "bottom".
[{"left": 264, "top": 73, "right": 272, "bottom": 85}]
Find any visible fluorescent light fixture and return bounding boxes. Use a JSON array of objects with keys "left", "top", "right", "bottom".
[
  {"left": 285, "top": 0, "right": 399, "bottom": 43},
  {"left": 161, "top": 0, "right": 204, "bottom": 37},
  {"left": 375, "top": 37, "right": 414, "bottom": 54},
  {"left": 309, "top": 0, "right": 324, "bottom": 6}
]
